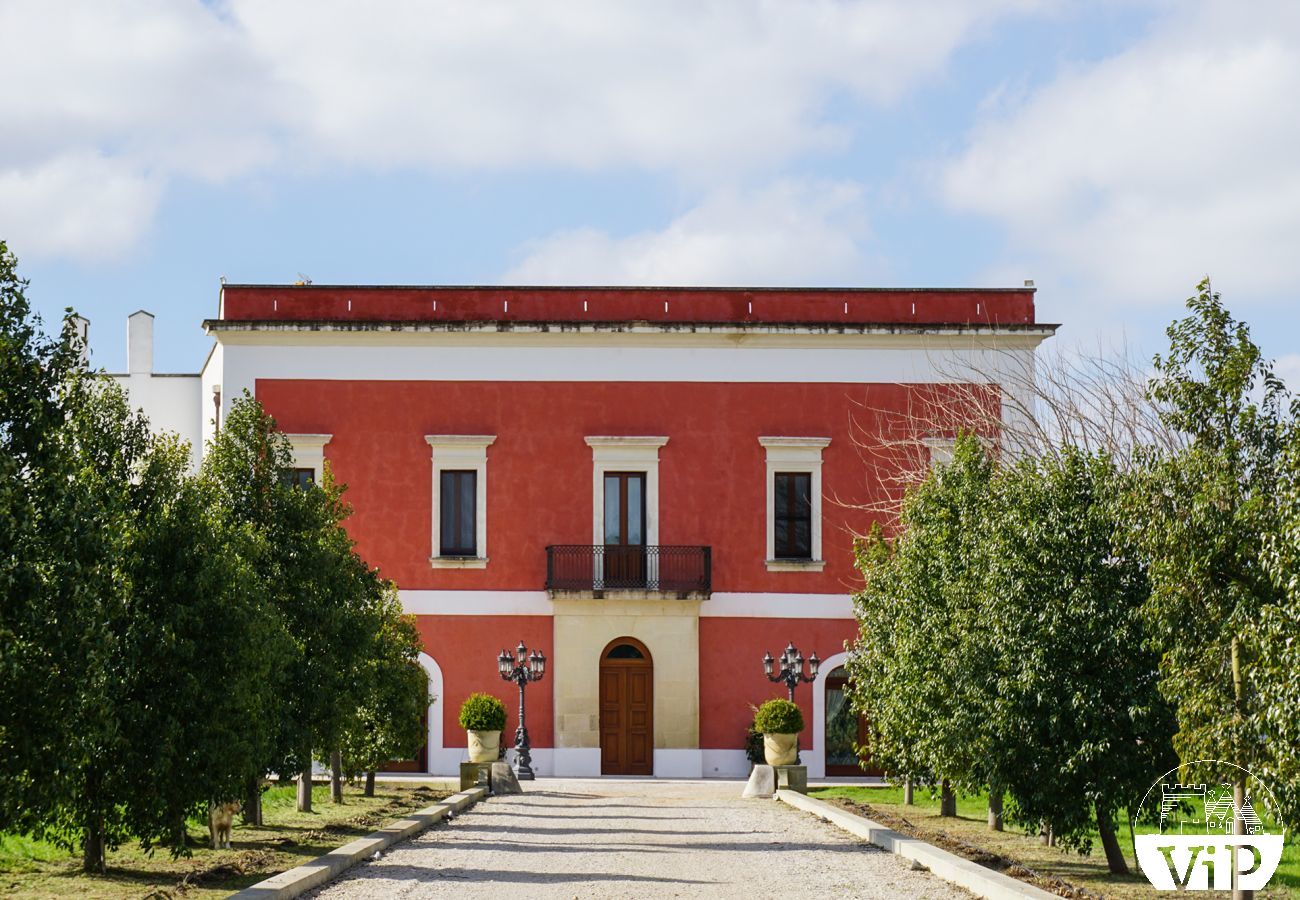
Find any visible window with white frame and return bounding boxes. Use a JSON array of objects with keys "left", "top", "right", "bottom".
[
  {"left": 922, "top": 436, "right": 956, "bottom": 467},
  {"left": 759, "top": 436, "right": 830, "bottom": 571},
  {"left": 426, "top": 435, "right": 494, "bottom": 568},
  {"left": 287, "top": 434, "right": 332, "bottom": 484}
]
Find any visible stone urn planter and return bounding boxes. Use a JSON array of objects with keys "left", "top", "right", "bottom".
[
  {"left": 466, "top": 729, "right": 501, "bottom": 763},
  {"left": 459, "top": 692, "right": 508, "bottom": 763},
  {"left": 762, "top": 732, "right": 799, "bottom": 766},
  {"left": 752, "top": 698, "right": 805, "bottom": 767}
]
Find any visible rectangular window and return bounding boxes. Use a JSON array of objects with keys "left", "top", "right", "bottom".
[
  {"left": 439, "top": 470, "right": 477, "bottom": 556},
  {"left": 773, "top": 472, "right": 812, "bottom": 559},
  {"left": 283, "top": 467, "right": 315, "bottom": 489}
]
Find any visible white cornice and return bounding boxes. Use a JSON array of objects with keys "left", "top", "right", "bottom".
[
  {"left": 584, "top": 436, "right": 670, "bottom": 449},
  {"left": 424, "top": 435, "right": 497, "bottom": 448},
  {"left": 203, "top": 321, "right": 1058, "bottom": 351},
  {"left": 758, "top": 436, "right": 832, "bottom": 449}
]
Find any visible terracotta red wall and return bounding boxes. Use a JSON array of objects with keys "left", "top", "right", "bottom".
[
  {"left": 415, "top": 615, "right": 553, "bottom": 748},
  {"left": 222, "top": 285, "right": 1036, "bottom": 326},
  {"left": 698, "top": 617, "right": 859, "bottom": 749},
  {"left": 254, "top": 379, "right": 941, "bottom": 593}
]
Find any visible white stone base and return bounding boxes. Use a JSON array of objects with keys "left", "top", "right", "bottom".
[
  {"left": 552, "top": 747, "right": 602, "bottom": 776},
  {"left": 653, "top": 749, "right": 703, "bottom": 778},
  {"left": 702, "top": 749, "right": 750, "bottom": 778}
]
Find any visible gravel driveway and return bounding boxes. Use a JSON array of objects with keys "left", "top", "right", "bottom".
[{"left": 307, "top": 779, "right": 968, "bottom": 899}]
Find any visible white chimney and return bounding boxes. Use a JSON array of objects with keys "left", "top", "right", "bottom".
[{"left": 127, "top": 310, "right": 154, "bottom": 375}]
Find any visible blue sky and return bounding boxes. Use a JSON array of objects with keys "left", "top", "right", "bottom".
[{"left": 3, "top": 0, "right": 1298, "bottom": 381}]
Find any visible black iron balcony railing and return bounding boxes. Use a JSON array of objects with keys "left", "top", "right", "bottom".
[{"left": 546, "top": 545, "right": 711, "bottom": 594}]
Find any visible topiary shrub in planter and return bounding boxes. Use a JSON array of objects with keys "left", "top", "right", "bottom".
[
  {"left": 459, "top": 692, "right": 507, "bottom": 763},
  {"left": 753, "top": 698, "right": 804, "bottom": 766}
]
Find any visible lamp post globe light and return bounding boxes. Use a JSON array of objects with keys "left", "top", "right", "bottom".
[
  {"left": 763, "top": 641, "right": 820, "bottom": 701},
  {"left": 498, "top": 639, "right": 546, "bottom": 780}
]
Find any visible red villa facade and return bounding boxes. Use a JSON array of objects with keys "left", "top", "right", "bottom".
[{"left": 112, "top": 284, "right": 1055, "bottom": 779}]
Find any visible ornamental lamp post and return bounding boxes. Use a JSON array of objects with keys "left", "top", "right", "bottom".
[
  {"left": 764, "top": 641, "right": 820, "bottom": 701},
  {"left": 498, "top": 639, "right": 546, "bottom": 780}
]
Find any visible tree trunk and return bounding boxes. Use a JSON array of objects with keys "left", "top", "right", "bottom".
[
  {"left": 242, "top": 776, "right": 263, "bottom": 826},
  {"left": 330, "top": 750, "right": 343, "bottom": 804},
  {"left": 1041, "top": 821, "right": 1055, "bottom": 846},
  {"left": 297, "top": 769, "right": 313, "bottom": 813},
  {"left": 1231, "top": 637, "right": 1253, "bottom": 900},
  {"left": 365, "top": 771, "right": 376, "bottom": 798},
  {"left": 988, "top": 792, "right": 1003, "bottom": 832},
  {"left": 940, "top": 779, "right": 956, "bottom": 817},
  {"left": 1234, "top": 776, "right": 1253, "bottom": 900},
  {"left": 902, "top": 778, "right": 914, "bottom": 806},
  {"left": 82, "top": 816, "right": 106, "bottom": 874},
  {"left": 1096, "top": 801, "right": 1129, "bottom": 875}
]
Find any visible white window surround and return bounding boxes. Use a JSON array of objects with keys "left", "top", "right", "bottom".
[
  {"left": 759, "top": 436, "right": 830, "bottom": 572},
  {"left": 426, "top": 435, "right": 495, "bottom": 568},
  {"left": 922, "top": 436, "right": 957, "bottom": 467},
  {"left": 585, "top": 436, "right": 668, "bottom": 547},
  {"left": 287, "top": 434, "right": 332, "bottom": 483}
]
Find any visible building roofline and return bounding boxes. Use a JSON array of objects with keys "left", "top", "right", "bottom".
[
  {"left": 219, "top": 283, "right": 1037, "bottom": 294},
  {"left": 203, "top": 318, "right": 1059, "bottom": 336}
]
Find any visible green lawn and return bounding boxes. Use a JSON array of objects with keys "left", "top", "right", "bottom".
[
  {"left": 811, "top": 785, "right": 1299, "bottom": 899},
  {"left": 0, "top": 781, "right": 454, "bottom": 899}
]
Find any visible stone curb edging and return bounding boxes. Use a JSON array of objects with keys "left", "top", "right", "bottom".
[
  {"left": 228, "top": 786, "right": 489, "bottom": 900},
  {"left": 775, "top": 790, "right": 1057, "bottom": 900}
]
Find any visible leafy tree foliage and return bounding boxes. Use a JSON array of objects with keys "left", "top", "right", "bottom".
[
  {"left": 981, "top": 448, "right": 1174, "bottom": 871},
  {"left": 1133, "top": 280, "right": 1295, "bottom": 832},
  {"left": 3, "top": 243, "right": 421, "bottom": 867},
  {"left": 847, "top": 436, "right": 999, "bottom": 807},
  {"left": 201, "top": 394, "right": 391, "bottom": 811},
  {"left": 0, "top": 240, "right": 86, "bottom": 844},
  {"left": 340, "top": 597, "right": 431, "bottom": 793}
]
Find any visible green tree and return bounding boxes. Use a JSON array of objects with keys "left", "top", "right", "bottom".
[
  {"left": 340, "top": 598, "right": 431, "bottom": 796},
  {"left": 983, "top": 448, "right": 1175, "bottom": 872},
  {"left": 0, "top": 241, "right": 86, "bottom": 845},
  {"left": 202, "top": 394, "right": 390, "bottom": 813},
  {"left": 847, "top": 435, "right": 999, "bottom": 818},
  {"left": 1132, "top": 281, "right": 1292, "bottom": 897}
]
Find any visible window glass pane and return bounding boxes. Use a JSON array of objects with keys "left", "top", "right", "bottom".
[
  {"left": 440, "top": 470, "right": 476, "bottom": 555},
  {"left": 604, "top": 475, "right": 621, "bottom": 544},
  {"left": 459, "top": 471, "right": 477, "bottom": 554},
  {"left": 627, "top": 476, "right": 643, "bottom": 545},
  {"left": 794, "top": 518, "right": 811, "bottom": 558},
  {"left": 774, "top": 474, "right": 789, "bottom": 517},
  {"left": 606, "top": 643, "right": 645, "bottom": 659},
  {"left": 440, "top": 471, "right": 457, "bottom": 554},
  {"left": 825, "top": 682, "right": 859, "bottom": 767},
  {"left": 774, "top": 518, "right": 789, "bottom": 557},
  {"left": 794, "top": 474, "right": 812, "bottom": 516}
]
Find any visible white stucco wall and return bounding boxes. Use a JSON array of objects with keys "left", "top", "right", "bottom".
[{"left": 109, "top": 311, "right": 206, "bottom": 470}]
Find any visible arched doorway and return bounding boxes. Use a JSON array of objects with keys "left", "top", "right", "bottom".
[
  {"left": 824, "top": 665, "right": 882, "bottom": 776},
  {"left": 599, "top": 637, "right": 653, "bottom": 775}
]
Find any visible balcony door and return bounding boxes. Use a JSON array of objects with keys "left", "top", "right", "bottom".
[{"left": 603, "top": 472, "right": 646, "bottom": 588}]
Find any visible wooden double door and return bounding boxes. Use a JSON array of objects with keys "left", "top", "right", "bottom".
[{"left": 599, "top": 638, "right": 653, "bottom": 775}]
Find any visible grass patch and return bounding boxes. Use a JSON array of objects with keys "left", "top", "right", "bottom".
[
  {"left": 810, "top": 785, "right": 1299, "bottom": 899},
  {"left": 0, "top": 781, "right": 455, "bottom": 899}
]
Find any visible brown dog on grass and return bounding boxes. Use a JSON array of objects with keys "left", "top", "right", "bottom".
[{"left": 209, "top": 800, "right": 242, "bottom": 849}]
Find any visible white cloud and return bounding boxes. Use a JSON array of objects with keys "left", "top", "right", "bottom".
[
  {"left": 502, "top": 180, "right": 877, "bottom": 285},
  {"left": 0, "top": 154, "right": 164, "bottom": 261},
  {"left": 941, "top": 1, "right": 1300, "bottom": 306},
  {"left": 1275, "top": 353, "right": 1300, "bottom": 397},
  {"left": 0, "top": 0, "right": 1045, "bottom": 261}
]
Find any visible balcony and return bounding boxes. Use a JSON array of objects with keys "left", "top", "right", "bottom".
[{"left": 546, "top": 545, "right": 711, "bottom": 598}]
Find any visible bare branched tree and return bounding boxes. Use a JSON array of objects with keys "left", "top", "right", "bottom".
[{"left": 835, "top": 336, "right": 1186, "bottom": 524}]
